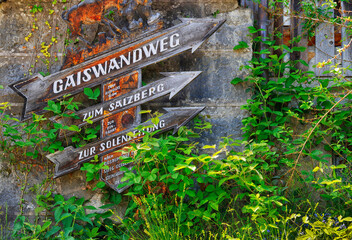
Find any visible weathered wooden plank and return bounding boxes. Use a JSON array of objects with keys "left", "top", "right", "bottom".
[
  {"left": 342, "top": 0, "right": 352, "bottom": 76},
  {"left": 259, "top": 0, "right": 269, "bottom": 61},
  {"left": 315, "top": 1, "right": 335, "bottom": 77},
  {"left": 257, "top": 0, "right": 269, "bottom": 78},
  {"left": 297, "top": 17, "right": 309, "bottom": 72},
  {"left": 290, "top": 0, "right": 300, "bottom": 62},
  {"left": 290, "top": 0, "right": 309, "bottom": 72},
  {"left": 291, "top": 0, "right": 309, "bottom": 72},
  {"left": 47, "top": 107, "right": 204, "bottom": 178},
  {"left": 247, "top": 0, "right": 253, "bottom": 12},
  {"left": 11, "top": 18, "right": 225, "bottom": 120},
  {"left": 273, "top": 1, "right": 283, "bottom": 59}
]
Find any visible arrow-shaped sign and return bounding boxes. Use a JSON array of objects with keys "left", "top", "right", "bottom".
[
  {"left": 52, "top": 71, "right": 201, "bottom": 136},
  {"left": 47, "top": 107, "right": 204, "bottom": 178},
  {"left": 11, "top": 18, "right": 225, "bottom": 120}
]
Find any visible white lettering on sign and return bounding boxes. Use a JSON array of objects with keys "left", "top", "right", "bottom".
[
  {"left": 106, "top": 165, "right": 133, "bottom": 181},
  {"left": 52, "top": 33, "right": 181, "bottom": 94},
  {"left": 108, "top": 84, "right": 165, "bottom": 112},
  {"left": 83, "top": 107, "right": 103, "bottom": 121},
  {"left": 104, "top": 153, "right": 130, "bottom": 166},
  {"left": 99, "top": 120, "right": 165, "bottom": 152},
  {"left": 79, "top": 83, "right": 165, "bottom": 121},
  {"left": 78, "top": 147, "right": 96, "bottom": 160}
]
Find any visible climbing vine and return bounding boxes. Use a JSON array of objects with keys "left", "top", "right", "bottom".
[{"left": 24, "top": 0, "right": 71, "bottom": 77}]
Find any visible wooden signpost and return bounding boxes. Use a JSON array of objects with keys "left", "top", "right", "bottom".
[{"left": 9, "top": 0, "right": 224, "bottom": 192}]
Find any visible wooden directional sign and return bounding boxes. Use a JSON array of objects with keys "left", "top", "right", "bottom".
[
  {"left": 51, "top": 71, "right": 201, "bottom": 137},
  {"left": 9, "top": 1, "right": 225, "bottom": 193},
  {"left": 47, "top": 107, "right": 204, "bottom": 178},
  {"left": 11, "top": 18, "right": 225, "bottom": 120}
]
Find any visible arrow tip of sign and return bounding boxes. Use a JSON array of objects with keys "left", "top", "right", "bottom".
[
  {"left": 187, "top": 71, "right": 202, "bottom": 79},
  {"left": 167, "top": 71, "right": 202, "bottom": 99},
  {"left": 160, "top": 71, "right": 202, "bottom": 78},
  {"left": 191, "top": 42, "right": 204, "bottom": 53},
  {"left": 163, "top": 107, "right": 206, "bottom": 134},
  {"left": 160, "top": 72, "right": 177, "bottom": 77},
  {"left": 179, "top": 17, "right": 194, "bottom": 23}
]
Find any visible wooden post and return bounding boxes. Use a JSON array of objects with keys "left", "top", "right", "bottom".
[
  {"left": 342, "top": 0, "right": 352, "bottom": 76},
  {"left": 290, "top": 0, "right": 309, "bottom": 72},
  {"left": 315, "top": 1, "right": 335, "bottom": 77},
  {"left": 273, "top": 1, "right": 283, "bottom": 58}
]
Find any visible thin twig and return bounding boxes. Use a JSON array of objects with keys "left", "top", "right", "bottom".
[{"left": 285, "top": 89, "right": 352, "bottom": 187}]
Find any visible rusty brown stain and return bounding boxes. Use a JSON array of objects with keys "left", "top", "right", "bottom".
[
  {"left": 103, "top": 71, "right": 139, "bottom": 101},
  {"left": 62, "top": 0, "right": 124, "bottom": 39},
  {"left": 283, "top": 28, "right": 342, "bottom": 47},
  {"left": 85, "top": 32, "right": 168, "bottom": 71},
  {"left": 102, "top": 108, "right": 137, "bottom": 137},
  {"left": 61, "top": 0, "right": 163, "bottom": 70},
  {"left": 308, "top": 52, "right": 315, "bottom": 62},
  {"left": 61, "top": 34, "right": 123, "bottom": 70},
  {"left": 61, "top": 28, "right": 165, "bottom": 73}
]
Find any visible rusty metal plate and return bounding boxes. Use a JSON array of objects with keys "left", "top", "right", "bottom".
[
  {"left": 100, "top": 150, "right": 134, "bottom": 193},
  {"left": 11, "top": 18, "right": 225, "bottom": 120},
  {"left": 102, "top": 108, "right": 137, "bottom": 137},
  {"left": 47, "top": 107, "right": 204, "bottom": 178},
  {"left": 103, "top": 71, "right": 140, "bottom": 101}
]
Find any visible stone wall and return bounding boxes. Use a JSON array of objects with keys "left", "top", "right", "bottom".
[{"left": 0, "top": 0, "right": 252, "bottom": 228}]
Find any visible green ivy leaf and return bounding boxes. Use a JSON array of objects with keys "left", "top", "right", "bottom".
[
  {"left": 231, "top": 77, "right": 243, "bottom": 85},
  {"left": 205, "top": 185, "right": 215, "bottom": 192},
  {"left": 186, "top": 190, "right": 196, "bottom": 197},
  {"left": 209, "top": 202, "right": 219, "bottom": 211},
  {"left": 233, "top": 41, "right": 249, "bottom": 50},
  {"left": 84, "top": 88, "right": 100, "bottom": 100},
  {"left": 44, "top": 226, "right": 60, "bottom": 238},
  {"left": 292, "top": 46, "right": 306, "bottom": 52},
  {"left": 54, "top": 207, "right": 63, "bottom": 222}
]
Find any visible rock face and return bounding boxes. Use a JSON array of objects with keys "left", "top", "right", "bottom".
[{"left": 0, "top": 0, "right": 252, "bottom": 227}]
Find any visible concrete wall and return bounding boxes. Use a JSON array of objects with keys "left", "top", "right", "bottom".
[{"left": 0, "top": 0, "right": 252, "bottom": 227}]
